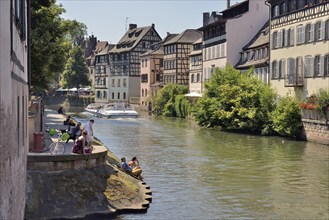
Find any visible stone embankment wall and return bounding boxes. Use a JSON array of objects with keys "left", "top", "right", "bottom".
[
  {"left": 302, "top": 119, "right": 329, "bottom": 145},
  {"left": 25, "top": 152, "right": 152, "bottom": 219}
]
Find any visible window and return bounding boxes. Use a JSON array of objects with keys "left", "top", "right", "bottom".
[
  {"left": 304, "top": 55, "right": 314, "bottom": 77},
  {"left": 314, "top": 55, "right": 324, "bottom": 76},
  {"left": 118, "top": 93, "right": 120, "bottom": 99},
  {"left": 15, "top": 0, "right": 26, "bottom": 39},
  {"left": 296, "top": 57, "right": 303, "bottom": 79},
  {"left": 103, "top": 91, "right": 107, "bottom": 99},
  {"left": 287, "top": 58, "right": 296, "bottom": 84},
  {"left": 112, "top": 93, "right": 114, "bottom": 99},
  {"left": 273, "top": 5, "right": 280, "bottom": 17},
  {"left": 117, "top": 79, "right": 121, "bottom": 87},
  {"left": 97, "top": 91, "right": 101, "bottom": 98},
  {"left": 326, "top": 20, "right": 329, "bottom": 39},
  {"left": 325, "top": 54, "right": 329, "bottom": 76},
  {"left": 191, "top": 74, "right": 195, "bottom": 83},
  {"left": 123, "top": 93, "right": 126, "bottom": 100},
  {"left": 112, "top": 79, "right": 115, "bottom": 87},
  {"left": 315, "top": 21, "right": 325, "bottom": 41},
  {"left": 296, "top": 25, "right": 305, "bottom": 44},
  {"left": 280, "top": 2, "right": 287, "bottom": 14},
  {"left": 123, "top": 79, "right": 127, "bottom": 87},
  {"left": 273, "top": 31, "right": 278, "bottom": 48},
  {"left": 305, "top": 23, "right": 314, "bottom": 42},
  {"left": 279, "top": 59, "right": 286, "bottom": 79},
  {"left": 289, "top": 0, "right": 297, "bottom": 11},
  {"left": 197, "top": 73, "right": 200, "bottom": 82},
  {"left": 289, "top": 27, "right": 295, "bottom": 46}
]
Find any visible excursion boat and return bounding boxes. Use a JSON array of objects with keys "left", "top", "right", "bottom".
[{"left": 85, "top": 102, "right": 139, "bottom": 118}]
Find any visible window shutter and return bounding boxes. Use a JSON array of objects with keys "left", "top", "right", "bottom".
[
  {"left": 320, "top": 21, "right": 325, "bottom": 40},
  {"left": 310, "top": 23, "right": 314, "bottom": 42},
  {"left": 284, "top": 29, "right": 289, "bottom": 46},
  {"left": 290, "top": 28, "right": 295, "bottom": 46},
  {"left": 301, "top": 26, "right": 305, "bottom": 43},
  {"left": 310, "top": 57, "right": 314, "bottom": 76},
  {"left": 281, "top": 59, "right": 286, "bottom": 79},
  {"left": 320, "top": 56, "right": 325, "bottom": 76}
]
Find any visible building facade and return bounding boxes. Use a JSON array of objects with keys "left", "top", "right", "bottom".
[
  {"left": 139, "top": 34, "right": 178, "bottom": 111},
  {"left": 94, "top": 43, "right": 115, "bottom": 103},
  {"left": 0, "top": 0, "right": 29, "bottom": 219},
  {"left": 109, "top": 24, "right": 162, "bottom": 104},
  {"left": 269, "top": 0, "right": 329, "bottom": 99},
  {"left": 235, "top": 22, "right": 270, "bottom": 84},
  {"left": 200, "top": 1, "right": 268, "bottom": 83},
  {"left": 162, "top": 29, "right": 202, "bottom": 85},
  {"left": 188, "top": 37, "right": 203, "bottom": 94}
]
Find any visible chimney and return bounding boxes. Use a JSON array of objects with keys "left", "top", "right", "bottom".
[
  {"left": 129, "top": 24, "right": 137, "bottom": 30},
  {"left": 203, "top": 12, "right": 210, "bottom": 26},
  {"left": 227, "top": 0, "right": 230, "bottom": 8},
  {"left": 152, "top": 23, "right": 155, "bottom": 28}
]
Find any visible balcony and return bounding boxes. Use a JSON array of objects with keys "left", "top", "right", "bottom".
[{"left": 284, "top": 74, "right": 304, "bottom": 87}]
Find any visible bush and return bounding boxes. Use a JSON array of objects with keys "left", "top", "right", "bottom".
[{"left": 271, "top": 96, "right": 302, "bottom": 138}]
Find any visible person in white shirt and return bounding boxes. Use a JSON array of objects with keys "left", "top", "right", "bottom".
[{"left": 83, "top": 119, "right": 94, "bottom": 149}]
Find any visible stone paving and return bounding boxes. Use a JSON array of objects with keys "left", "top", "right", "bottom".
[{"left": 28, "top": 108, "right": 107, "bottom": 155}]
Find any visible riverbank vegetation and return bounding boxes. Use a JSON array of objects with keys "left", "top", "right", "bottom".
[{"left": 152, "top": 64, "right": 309, "bottom": 139}]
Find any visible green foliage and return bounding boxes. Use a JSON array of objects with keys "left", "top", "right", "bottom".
[
  {"left": 175, "top": 95, "right": 191, "bottom": 118},
  {"left": 316, "top": 88, "right": 329, "bottom": 115},
  {"left": 30, "top": 0, "right": 87, "bottom": 93},
  {"left": 194, "top": 64, "right": 277, "bottom": 133},
  {"left": 60, "top": 46, "right": 90, "bottom": 89},
  {"left": 271, "top": 96, "right": 302, "bottom": 138},
  {"left": 152, "top": 84, "right": 188, "bottom": 116}
]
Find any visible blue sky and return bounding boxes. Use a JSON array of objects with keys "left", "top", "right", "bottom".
[{"left": 58, "top": 0, "right": 237, "bottom": 44}]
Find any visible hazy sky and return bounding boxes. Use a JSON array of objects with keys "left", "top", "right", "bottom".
[{"left": 58, "top": 0, "right": 238, "bottom": 44}]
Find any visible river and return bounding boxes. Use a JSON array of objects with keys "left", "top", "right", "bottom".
[{"left": 72, "top": 110, "right": 329, "bottom": 220}]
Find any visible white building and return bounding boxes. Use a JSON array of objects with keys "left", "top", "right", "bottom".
[
  {"left": 0, "top": 0, "right": 29, "bottom": 219},
  {"left": 199, "top": 0, "right": 269, "bottom": 83}
]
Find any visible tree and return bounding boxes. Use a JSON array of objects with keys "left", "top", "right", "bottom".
[
  {"left": 194, "top": 64, "right": 277, "bottom": 134},
  {"left": 152, "top": 84, "right": 188, "bottom": 116},
  {"left": 271, "top": 95, "right": 302, "bottom": 138},
  {"left": 60, "top": 46, "right": 90, "bottom": 90},
  {"left": 30, "top": 0, "right": 87, "bottom": 93}
]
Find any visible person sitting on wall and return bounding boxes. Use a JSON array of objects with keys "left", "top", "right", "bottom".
[
  {"left": 128, "top": 156, "right": 143, "bottom": 180},
  {"left": 121, "top": 157, "right": 132, "bottom": 174},
  {"left": 58, "top": 106, "right": 64, "bottom": 114},
  {"left": 72, "top": 130, "right": 88, "bottom": 154},
  {"left": 66, "top": 122, "right": 82, "bottom": 143},
  {"left": 64, "top": 116, "right": 75, "bottom": 126}
]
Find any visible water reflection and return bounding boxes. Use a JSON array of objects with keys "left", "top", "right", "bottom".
[{"left": 71, "top": 113, "right": 328, "bottom": 220}]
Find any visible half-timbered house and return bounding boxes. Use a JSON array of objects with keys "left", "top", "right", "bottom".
[
  {"left": 162, "top": 29, "right": 202, "bottom": 85},
  {"left": 94, "top": 43, "right": 115, "bottom": 103},
  {"left": 140, "top": 33, "right": 178, "bottom": 111},
  {"left": 188, "top": 37, "right": 203, "bottom": 95},
  {"left": 108, "top": 24, "right": 162, "bottom": 104}
]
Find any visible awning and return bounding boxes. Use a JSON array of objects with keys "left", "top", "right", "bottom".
[
  {"left": 55, "top": 88, "right": 69, "bottom": 92},
  {"left": 185, "top": 92, "right": 202, "bottom": 97}
]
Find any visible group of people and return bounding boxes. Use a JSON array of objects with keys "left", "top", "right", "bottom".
[
  {"left": 121, "top": 156, "right": 143, "bottom": 180},
  {"left": 71, "top": 119, "right": 95, "bottom": 155}
]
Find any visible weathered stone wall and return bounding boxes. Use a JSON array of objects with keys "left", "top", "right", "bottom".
[
  {"left": 302, "top": 119, "right": 329, "bottom": 145},
  {"left": 25, "top": 152, "right": 152, "bottom": 219}
]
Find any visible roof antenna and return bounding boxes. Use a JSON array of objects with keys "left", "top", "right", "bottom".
[{"left": 125, "top": 17, "right": 129, "bottom": 31}]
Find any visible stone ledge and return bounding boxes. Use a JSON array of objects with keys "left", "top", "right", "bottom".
[{"left": 27, "top": 147, "right": 108, "bottom": 171}]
